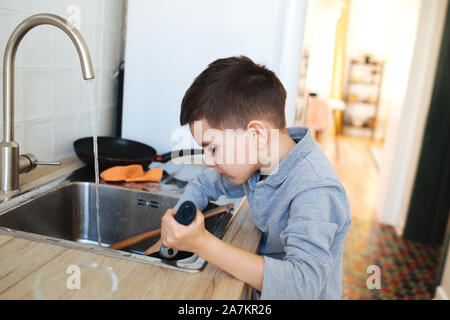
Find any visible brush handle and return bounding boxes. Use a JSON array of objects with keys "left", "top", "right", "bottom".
[
  {"left": 108, "top": 203, "right": 234, "bottom": 250},
  {"left": 109, "top": 229, "right": 162, "bottom": 250}
]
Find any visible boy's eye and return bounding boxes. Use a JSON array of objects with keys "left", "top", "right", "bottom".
[{"left": 207, "top": 145, "right": 216, "bottom": 154}]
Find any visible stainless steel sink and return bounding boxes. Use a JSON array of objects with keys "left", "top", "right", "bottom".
[{"left": 0, "top": 170, "right": 238, "bottom": 272}]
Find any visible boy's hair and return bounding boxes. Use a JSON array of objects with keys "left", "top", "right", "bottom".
[{"left": 180, "top": 56, "right": 287, "bottom": 130}]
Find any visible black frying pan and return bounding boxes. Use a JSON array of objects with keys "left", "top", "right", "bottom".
[{"left": 73, "top": 136, "right": 203, "bottom": 171}]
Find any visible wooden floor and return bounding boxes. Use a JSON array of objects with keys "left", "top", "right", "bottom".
[{"left": 320, "top": 134, "right": 381, "bottom": 222}]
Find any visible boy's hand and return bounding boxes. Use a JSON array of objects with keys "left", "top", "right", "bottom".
[
  {"left": 143, "top": 208, "right": 207, "bottom": 256},
  {"left": 152, "top": 207, "right": 208, "bottom": 254}
]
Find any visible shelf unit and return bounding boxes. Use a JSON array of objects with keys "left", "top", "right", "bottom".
[{"left": 343, "top": 59, "right": 384, "bottom": 138}]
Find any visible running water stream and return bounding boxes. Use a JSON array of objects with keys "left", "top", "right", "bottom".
[{"left": 87, "top": 80, "right": 102, "bottom": 247}]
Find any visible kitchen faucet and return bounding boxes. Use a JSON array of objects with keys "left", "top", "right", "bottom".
[{"left": 0, "top": 13, "right": 95, "bottom": 194}]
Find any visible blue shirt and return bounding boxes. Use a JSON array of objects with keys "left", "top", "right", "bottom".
[{"left": 174, "top": 126, "right": 351, "bottom": 299}]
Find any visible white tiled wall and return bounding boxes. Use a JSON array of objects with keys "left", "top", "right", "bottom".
[{"left": 0, "top": 0, "right": 124, "bottom": 161}]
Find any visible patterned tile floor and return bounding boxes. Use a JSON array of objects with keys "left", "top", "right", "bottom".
[{"left": 342, "top": 217, "right": 443, "bottom": 299}]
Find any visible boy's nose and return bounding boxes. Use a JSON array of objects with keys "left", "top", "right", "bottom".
[{"left": 204, "top": 155, "right": 216, "bottom": 167}]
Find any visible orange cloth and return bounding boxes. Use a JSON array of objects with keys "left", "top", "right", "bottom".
[{"left": 100, "top": 164, "right": 163, "bottom": 183}]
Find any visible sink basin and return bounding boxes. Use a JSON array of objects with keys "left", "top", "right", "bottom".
[{"left": 0, "top": 180, "right": 235, "bottom": 272}]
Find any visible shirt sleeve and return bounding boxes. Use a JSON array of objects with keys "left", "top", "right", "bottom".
[
  {"left": 173, "top": 167, "right": 245, "bottom": 211},
  {"left": 260, "top": 185, "right": 348, "bottom": 300}
]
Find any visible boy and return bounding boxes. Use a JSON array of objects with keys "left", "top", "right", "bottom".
[{"left": 144, "top": 56, "right": 351, "bottom": 299}]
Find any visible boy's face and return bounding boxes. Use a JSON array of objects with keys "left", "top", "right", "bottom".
[{"left": 189, "top": 119, "right": 260, "bottom": 185}]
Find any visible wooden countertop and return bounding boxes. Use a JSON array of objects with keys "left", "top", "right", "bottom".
[{"left": 0, "top": 196, "right": 261, "bottom": 299}]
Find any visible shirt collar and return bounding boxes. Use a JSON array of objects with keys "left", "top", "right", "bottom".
[{"left": 255, "top": 126, "right": 314, "bottom": 188}]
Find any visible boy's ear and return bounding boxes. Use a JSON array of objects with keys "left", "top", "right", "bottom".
[{"left": 247, "top": 120, "right": 268, "bottom": 148}]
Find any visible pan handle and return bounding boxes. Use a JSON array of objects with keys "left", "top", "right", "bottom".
[{"left": 155, "top": 149, "right": 204, "bottom": 163}]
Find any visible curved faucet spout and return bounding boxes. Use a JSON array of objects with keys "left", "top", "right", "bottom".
[
  {"left": 1, "top": 13, "right": 95, "bottom": 194},
  {"left": 3, "top": 13, "right": 95, "bottom": 142}
]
